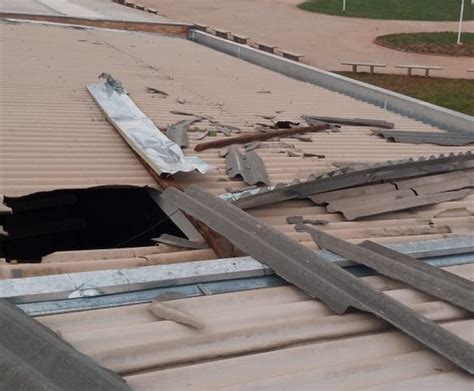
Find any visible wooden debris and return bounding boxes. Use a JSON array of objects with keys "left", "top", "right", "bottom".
[{"left": 194, "top": 124, "right": 330, "bottom": 151}]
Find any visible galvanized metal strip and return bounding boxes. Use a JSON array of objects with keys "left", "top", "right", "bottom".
[
  {"left": 20, "top": 276, "right": 286, "bottom": 317},
  {"left": 0, "top": 258, "right": 270, "bottom": 304},
  {"left": 0, "top": 299, "right": 131, "bottom": 390},
  {"left": 234, "top": 151, "right": 474, "bottom": 209},
  {"left": 301, "top": 226, "right": 473, "bottom": 312},
  {"left": 87, "top": 76, "right": 212, "bottom": 175},
  {"left": 164, "top": 185, "right": 474, "bottom": 374}
]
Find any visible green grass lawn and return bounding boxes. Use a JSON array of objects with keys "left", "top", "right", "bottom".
[
  {"left": 337, "top": 72, "right": 474, "bottom": 115},
  {"left": 298, "top": 0, "right": 473, "bottom": 21},
  {"left": 376, "top": 32, "right": 474, "bottom": 57}
]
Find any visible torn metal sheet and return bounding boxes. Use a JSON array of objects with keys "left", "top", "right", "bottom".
[
  {"left": 0, "top": 299, "right": 131, "bottom": 390},
  {"left": 234, "top": 151, "right": 474, "bottom": 209},
  {"left": 301, "top": 226, "right": 473, "bottom": 312},
  {"left": 339, "top": 189, "right": 471, "bottom": 220},
  {"left": 303, "top": 115, "right": 394, "bottom": 129},
  {"left": 152, "top": 233, "right": 208, "bottom": 249},
  {"left": 226, "top": 145, "right": 270, "bottom": 186},
  {"left": 166, "top": 118, "right": 201, "bottom": 148},
  {"left": 372, "top": 129, "right": 474, "bottom": 146},
  {"left": 163, "top": 185, "right": 474, "bottom": 374},
  {"left": 87, "top": 75, "right": 212, "bottom": 175}
]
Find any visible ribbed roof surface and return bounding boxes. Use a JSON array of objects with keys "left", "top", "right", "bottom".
[
  {"left": 37, "top": 263, "right": 473, "bottom": 389},
  {"left": 1, "top": 19, "right": 473, "bottom": 390},
  {"left": 0, "top": 20, "right": 472, "bottom": 277}
]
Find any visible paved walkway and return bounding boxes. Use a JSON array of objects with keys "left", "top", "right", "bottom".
[
  {"left": 0, "top": 0, "right": 172, "bottom": 22},
  {"left": 142, "top": 0, "right": 474, "bottom": 79}
]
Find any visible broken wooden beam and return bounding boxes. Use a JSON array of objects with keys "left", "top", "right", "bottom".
[{"left": 194, "top": 124, "right": 330, "bottom": 151}]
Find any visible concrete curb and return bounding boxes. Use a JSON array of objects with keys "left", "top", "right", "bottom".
[{"left": 188, "top": 30, "right": 473, "bottom": 134}]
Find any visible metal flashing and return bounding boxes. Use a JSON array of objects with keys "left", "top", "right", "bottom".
[
  {"left": 87, "top": 76, "right": 212, "bottom": 175},
  {"left": 10, "top": 236, "right": 473, "bottom": 315},
  {"left": 163, "top": 185, "right": 474, "bottom": 374},
  {"left": 0, "top": 258, "right": 271, "bottom": 304}
]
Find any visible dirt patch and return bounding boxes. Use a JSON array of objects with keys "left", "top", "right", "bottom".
[{"left": 375, "top": 32, "right": 474, "bottom": 57}]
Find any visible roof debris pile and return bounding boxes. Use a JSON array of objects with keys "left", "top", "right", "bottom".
[
  {"left": 234, "top": 152, "right": 474, "bottom": 220},
  {"left": 162, "top": 185, "right": 474, "bottom": 374},
  {"left": 87, "top": 74, "right": 212, "bottom": 175}
]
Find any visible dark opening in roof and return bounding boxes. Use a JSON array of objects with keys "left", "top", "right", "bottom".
[{"left": 0, "top": 186, "right": 184, "bottom": 262}]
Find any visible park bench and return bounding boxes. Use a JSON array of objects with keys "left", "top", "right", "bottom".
[
  {"left": 147, "top": 8, "right": 158, "bottom": 14},
  {"left": 124, "top": 0, "right": 134, "bottom": 8},
  {"left": 193, "top": 23, "right": 209, "bottom": 32},
  {"left": 341, "top": 62, "right": 386, "bottom": 74},
  {"left": 233, "top": 34, "right": 250, "bottom": 45},
  {"left": 257, "top": 42, "right": 278, "bottom": 54},
  {"left": 281, "top": 50, "right": 304, "bottom": 62},
  {"left": 395, "top": 64, "right": 442, "bottom": 77},
  {"left": 214, "top": 29, "right": 230, "bottom": 40},
  {"left": 468, "top": 69, "right": 474, "bottom": 73},
  {"left": 135, "top": 4, "right": 146, "bottom": 11}
]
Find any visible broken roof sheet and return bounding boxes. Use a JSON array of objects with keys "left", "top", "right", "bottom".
[{"left": 372, "top": 129, "right": 474, "bottom": 146}]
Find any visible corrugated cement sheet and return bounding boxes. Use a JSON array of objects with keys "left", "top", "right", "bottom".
[
  {"left": 35, "top": 263, "right": 474, "bottom": 389},
  {"left": 0, "top": 21, "right": 472, "bottom": 278}
]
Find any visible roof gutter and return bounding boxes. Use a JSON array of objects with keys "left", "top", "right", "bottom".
[{"left": 188, "top": 30, "right": 473, "bottom": 134}]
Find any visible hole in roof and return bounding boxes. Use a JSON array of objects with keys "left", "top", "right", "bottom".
[{"left": 0, "top": 186, "right": 185, "bottom": 263}]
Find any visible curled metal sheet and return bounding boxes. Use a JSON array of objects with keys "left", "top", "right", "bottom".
[{"left": 87, "top": 77, "right": 212, "bottom": 175}]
